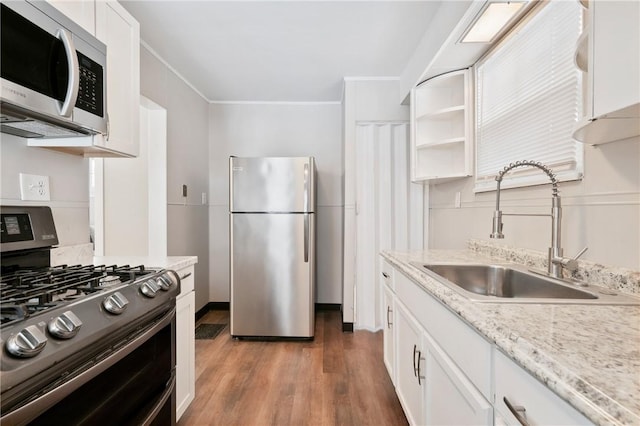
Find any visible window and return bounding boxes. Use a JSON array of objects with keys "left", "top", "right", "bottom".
[{"left": 474, "top": 0, "right": 584, "bottom": 192}]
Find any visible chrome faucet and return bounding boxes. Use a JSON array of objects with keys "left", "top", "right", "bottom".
[{"left": 490, "top": 160, "right": 587, "bottom": 279}]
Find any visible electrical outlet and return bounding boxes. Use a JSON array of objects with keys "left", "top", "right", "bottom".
[
  {"left": 455, "top": 191, "right": 461, "bottom": 208},
  {"left": 201, "top": 192, "right": 207, "bottom": 205},
  {"left": 20, "top": 173, "right": 50, "bottom": 201}
]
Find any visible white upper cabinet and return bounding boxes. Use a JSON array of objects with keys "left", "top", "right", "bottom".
[
  {"left": 410, "top": 69, "right": 473, "bottom": 182},
  {"left": 46, "top": 0, "right": 95, "bottom": 33},
  {"left": 573, "top": 0, "right": 640, "bottom": 145},
  {"left": 95, "top": 0, "right": 140, "bottom": 157},
  {"left": 39, "top": 0, "right": 140, "bottom": 157},
  {"left": 589, "top": 0, "right": 639, "bottom": 118}
]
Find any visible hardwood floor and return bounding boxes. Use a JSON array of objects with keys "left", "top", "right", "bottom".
[{"left": 178, "top": 309, "right": 407, "bottom": 426}]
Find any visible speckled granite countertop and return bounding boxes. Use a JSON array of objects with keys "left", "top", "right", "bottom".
[{"left": 381, "top": 248, "right": 640, "bottom": 426}]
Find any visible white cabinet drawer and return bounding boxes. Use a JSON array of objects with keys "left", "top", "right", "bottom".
[
  {"left": 494, "top": 349, "right": 591, "bottom": 425},
  {"left": 175, "top": 265, "right": 194, "bottom": 296},
  {"left": 395, "top": 269, "right": 491, "bottom": 399},
  {"left": 381, "top": 259, "right": 394, "bottom": 290}
]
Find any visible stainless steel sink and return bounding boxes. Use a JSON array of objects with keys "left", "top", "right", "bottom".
[{"left": 410, "top": 262, "right": 640, "bottom": 305}]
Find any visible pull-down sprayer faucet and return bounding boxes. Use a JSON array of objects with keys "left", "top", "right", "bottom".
[{"left": 490, "top": 160, "right": 587, "bottom": 279}]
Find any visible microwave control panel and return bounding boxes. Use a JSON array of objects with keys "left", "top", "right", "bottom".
[{"left": 76, "top": 52, "right": 104, "bottom": 118}]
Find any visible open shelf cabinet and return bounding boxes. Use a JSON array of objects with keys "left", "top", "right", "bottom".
[{"left": 410, "top": 69, "right": 473, "bottom": 182}]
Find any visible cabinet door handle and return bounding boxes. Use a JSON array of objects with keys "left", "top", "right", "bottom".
[
  {"left": 386, "top": 306, "right": 392, "bottom": 328},
  {"left": 416, "top": 350, "right": 425, "bottom": 386},
  {"left": 382, "top": 272, "right": 390, "bottom": 279},
  {"left": 503, "top": 397, "right": 530, "bottom": 426},
  {"left": 180, "top": 272, "right": 192, "bottom": 280},
  {"left": 412, "top": 344, "right": 418, "bottom": 377}
]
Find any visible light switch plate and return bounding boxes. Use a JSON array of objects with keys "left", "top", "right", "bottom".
[{"left": 20, "top": 173, "right": 50, "bottom": 201}]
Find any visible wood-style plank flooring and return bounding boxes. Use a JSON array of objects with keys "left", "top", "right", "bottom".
[{"left": 178, "top": 309, "right": 407, "bottom": 426}]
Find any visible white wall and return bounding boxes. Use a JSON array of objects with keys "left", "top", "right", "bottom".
[
  {"left": 101, "top": 98, "right": 167, "bottom": 258},
  {"left": 102, "top": 113, "right": 150, "bottom": 256},
  {"left": 429, "top": 136, "right": 640, "bottom": 270},
  {"left": 0, "top": 135, "right": 90, "bottom": 247},
  {"left": 208, "top": 102, "right": 343, "bottom": 304},
  {"left": 140, "top": 45, "right": 211, "bottom": 312}
]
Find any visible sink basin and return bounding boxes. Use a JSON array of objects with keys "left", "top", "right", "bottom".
[
  {"left": 423, "top": 264, "right": 595, "bottom": 299},
  {"left": 410, "top": 262, "right": 640, "bottom": 305}
]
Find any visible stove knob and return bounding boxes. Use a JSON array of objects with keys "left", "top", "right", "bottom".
[
  {"left": 156, "top": 274, "right": 174, "bottom": 291},
  {"left": 6, "top": 325, "right": 47, "bottom": 358},
  {"left": 140, "top": 279, "right": 160, "bottom": 298},
  {"left": 103, "top": 291, "right": 129, "bottom": 315},
  {"left": 48, "top": 311, "right": 83, "bottom": 339}
]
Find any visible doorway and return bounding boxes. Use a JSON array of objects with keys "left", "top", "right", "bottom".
[{"left": 354, "top": 122, "right": 423, "bottom": 330}]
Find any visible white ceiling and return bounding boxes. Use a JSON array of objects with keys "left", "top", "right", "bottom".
[{"left": 119, "top": 1, "right": 442, "bottom": 103}]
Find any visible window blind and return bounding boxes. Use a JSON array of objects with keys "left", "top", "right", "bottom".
[{"left": 474, "top": 0, "right": 583, "bottom": 192}]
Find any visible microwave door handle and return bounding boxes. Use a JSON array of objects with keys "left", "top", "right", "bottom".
[{"left": 56, "top": 28, "right": 80, "bottom": 118}]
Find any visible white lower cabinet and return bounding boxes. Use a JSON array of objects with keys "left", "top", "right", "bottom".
[
  {"left": 382, "top": 259, "right": 593, "bottom": 426},
  {"left": 424, "top": 332, "right": 492, "bottom": 425},
  {"left": 395, "top": 297, "right": 491, "bottom": 426},
  {"left": 395, "top": 301, "right": 426, "bottom": 425},
  {"left": 381, "top": 260, "right": 396, "bottom": 384},
  {"left": 382, "top": 285, "right": 396, "bottom": 384},
  {"left": 175, "top": 266, "right": 195, "bottom": 421}
]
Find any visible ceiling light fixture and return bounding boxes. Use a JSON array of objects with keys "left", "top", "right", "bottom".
[{"left": 461, "top": 1, "right": 527, "bottom": 43}]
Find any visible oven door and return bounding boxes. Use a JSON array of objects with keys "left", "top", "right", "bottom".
[{"left": 1, "top": 307, "right": 176, "bottom": 426}]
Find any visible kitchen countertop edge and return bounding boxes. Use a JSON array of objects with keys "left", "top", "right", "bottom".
[
  {"left": 381, "top": 249, "right": 639, "bottom": 426},
  {"left": 93, "top": 255, "right": 198, "bottom": 271}
]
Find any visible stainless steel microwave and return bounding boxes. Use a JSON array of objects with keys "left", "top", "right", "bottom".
[{"left": 0, "top": 0, "right": 107, "bottom": 138}]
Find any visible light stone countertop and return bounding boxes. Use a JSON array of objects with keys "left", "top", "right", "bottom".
[
  {"left": 381, "top": 249, "right": 640, "bottom": 426},
  {"left": 92, "top": 255, "right": 198, "bottom": 271},
  {"left": 50, "top": 243, "right": 198, "bottom": 272}
]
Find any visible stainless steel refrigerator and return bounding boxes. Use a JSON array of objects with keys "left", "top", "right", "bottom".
[{"left": 229, "top": 156, "right": 316, "bottom": 338}]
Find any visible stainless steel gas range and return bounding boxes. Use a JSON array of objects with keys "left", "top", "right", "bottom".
[{"left": 0, "top": 206, "right": 180, "bottom": 425}]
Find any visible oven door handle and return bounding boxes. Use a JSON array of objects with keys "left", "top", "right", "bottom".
[
  {"left": 141, "top": 369, "right": 176, "bottom": 426},
  {"left": 1, "top": 307, "right": 176, "bottom": 426}
]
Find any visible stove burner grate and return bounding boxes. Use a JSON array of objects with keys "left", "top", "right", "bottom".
[{"left": 0, "top": 264, "right": 153, "bottom": 326}]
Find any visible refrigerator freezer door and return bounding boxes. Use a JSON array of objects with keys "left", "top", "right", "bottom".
[
  {"left": 229, "top": 157, "right": 316, "bottom": 213},
  {"left": 230, "top": 212, "right": 315, "bottom": 337}
]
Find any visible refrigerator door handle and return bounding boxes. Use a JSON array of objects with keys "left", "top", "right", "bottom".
[
  {"left": 304, "top": 214, "right": 309, "bottom": 263},
  {"left": 303, "top": 162, "right": 309, "bottom": 212}
]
